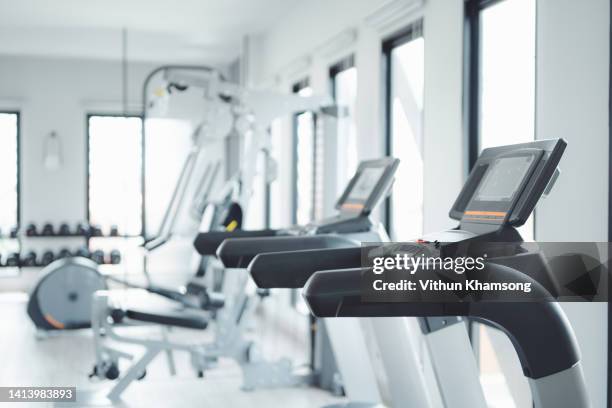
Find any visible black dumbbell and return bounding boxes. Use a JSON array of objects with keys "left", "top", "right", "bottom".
[
  {"left": 109, "top": 249, "right": 121, "bottom": 264},
  {"left": 59, "top": 223, "right": 71, "bottom": 236},
  {"left": 10, "top": 226, "right": 18, "bottom": 238},
  {"left": 91, "top": 250, "right": 105, "bottom": 264},
  {"left": 41, "top": 223, "right": 55, "bottom": 236},
  {"left": 41, "top": 251, "right": 55, "bottom": 266},
  {"left": 73, "top": 247, "right": 90, "bottom": 259},
  {"left": 25, "top": 223, "right": 38, "bottom": 236},
  {"left": 110, "top": 225, "right": 119, "bottom": 237},
  {"left": 57, "top": 248, "right": 72, "bottom": 259},
  {"left": 5, "top": 253, "right": 20, "bottom": 267},
  {"left": 75, "top": 222, "right": 89, "bottom": 236},
  {"left": 22, "top": 251, "right": 38, "bottom": 267},
  {"left": 90, "top": 224, "right": 103, "bottom": 237}
]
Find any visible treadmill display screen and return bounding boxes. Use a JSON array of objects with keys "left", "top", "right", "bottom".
[
  {"left": 474, "top": 155, "right": 534, "bottom": 202},
  {"left": 345, "top": 167, "right": 386, "bottom": 203}
]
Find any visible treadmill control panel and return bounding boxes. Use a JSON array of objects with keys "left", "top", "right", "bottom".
[
  {"left": 295, "top": 157, "right": 399, "bottom": 235},
  {"left": 334, "top": 157, "right": 400, "bottom": 216},
  {"left": 449, "top": 139, "right": 566, "bottom": 229}
]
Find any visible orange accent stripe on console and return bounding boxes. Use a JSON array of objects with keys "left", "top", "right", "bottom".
[
  {"left": 464, "top": 210, "right": 507, "bottom": 217},
  {"left": 44, "top": 314, "right": 65, "bottom": 329},
  {"left": 342, "top": 203, "right": 365, "bottom": 210}
]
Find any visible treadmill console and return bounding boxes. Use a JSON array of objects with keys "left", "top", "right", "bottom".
[
  {"left": 449, "top": 139, "right": 565, "bottom": 231},
  {"left": 309, "top": 157, "right": 399, "bottom": 234}
]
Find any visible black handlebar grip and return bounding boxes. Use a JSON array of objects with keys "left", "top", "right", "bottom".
[
  {"left": 218, "top": 235, "right": 358, "bottom": 268},
  {"left": 193, "top": 229, "right": 278, "bottom": 255},
  {"left": 249, "top": 246, "right": 364, "bottom": 288}
]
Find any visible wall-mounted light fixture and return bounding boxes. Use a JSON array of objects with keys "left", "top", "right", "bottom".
[{"left": 43, "top": 131, "right": 62, "bottom": 171}]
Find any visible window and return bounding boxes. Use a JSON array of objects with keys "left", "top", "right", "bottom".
[
  {"left": 384, "top": 22, "right": 425, "bottom": 241},
  {"left": 244, "top": 143, "right": 268, "bottom": 230},
  {"left": 143, "top": 118, "right": 193, "bottom": 238},
  {"left": 268, "top": 119, "right": 284, "bottom": 228},
  {"left": 291, "top": 79, "right": 318, "bottom": 312},
  {"left": 466, "top": 0, "right": 536, "bottom": 240},
  {"left": 0, "top": 112, "right": 19, "bottom": 235},
  {"left": 87, "top": 115, "right": 143, "bottom": 236},
  {"left": 292, "top": 79, "right": 317, "bottom": 225},
  {"left": 465, "top": 1, "right": 536, "bottom": 406},
  {"left": 330, "top": 55, "right": 358, "bottom": 195}
]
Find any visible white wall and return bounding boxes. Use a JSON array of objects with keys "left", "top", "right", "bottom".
[
  {"left": 0, "top": 56, "right": 157, "bottom": 226},
  {"left": 252, "top": 0, "right": 388, "bottom": 85},
  {"left": 422, "top": 0, "right": 464, "bottom": 233},
  {"left": 536, "top": 0, "right": 609, "bottom": 242},
  {"left": 536, "top": 1, "right": 610, "bottom": 407}
]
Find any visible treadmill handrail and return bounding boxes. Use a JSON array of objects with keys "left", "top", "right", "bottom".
[
  {"left": 249, "top": 246, "right": 370, "bottom": 288},
  {"left": 217, "top": 235, "right": 359, "bottom": 268},
  {"left": 302, "top": 263, "right": 580, "bottom": 380},
  {"left": 193, "top": 229, "right": 278, "bottom": 256}
]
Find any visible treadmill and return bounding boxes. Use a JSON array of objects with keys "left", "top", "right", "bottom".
[
  {"left": 295, "top": 139, "right": 590, "bottom": 408},
  {"left": 206, "top": 158, "right": 442, "bottom": 407},
  {"left": 214, "top": 158, "right": 445, "bottom": 408},
  {"left": 193, "top": 157, "right": 400, "bottom": 260}
]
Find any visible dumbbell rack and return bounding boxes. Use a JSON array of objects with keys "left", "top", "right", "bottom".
[
  {"left": 0, "top": 226, "right": 144, "bottom": 275},
  {"left": 0, "top": 231, "right": 145, "bottom": 293},
  {"left": 86, "top": 234, "right": 145, "bottom": 279},
  {"left": 20, "top": 233, "right": 90, "bottom": 269},
  {"left": 0, "top": 233, "right": 21, "bottom": 278}
]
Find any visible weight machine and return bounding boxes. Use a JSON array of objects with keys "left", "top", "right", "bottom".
[{"left": 77, "top": 65, "right": 343, "bottom": 405}]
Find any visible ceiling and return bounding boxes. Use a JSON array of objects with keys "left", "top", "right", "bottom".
[{"left": 0, "top": 0, "right": 300, "bottom": 65}]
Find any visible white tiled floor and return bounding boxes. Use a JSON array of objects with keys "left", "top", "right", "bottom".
[{"left": 0, "top": 294, "right": 344, "bottom": 407}]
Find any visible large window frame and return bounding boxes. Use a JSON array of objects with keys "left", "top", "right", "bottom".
[
  {"left": 291, "top": 78, "right": 318, "bottom": 225},
  {"left": 0, "top": 111, "right": 21, "bottom": 234},
  {"left": 465, "top": 0, "right": 508, "bottom": 168},
  {"left": 329, "top": 54, "right": 358, "bottom": 198},
  {"left": 464, "top": 1, "right": 537, "bottom": 405},
  {"left": 465, "top": 0, "right": 537, "bottom": 167},
  {"left": 382, "top": 20, "right": 425, "bottom": 239},
  {"left": 266, "top": 119, "right": 284, "bottom": 229},
  {"left": 86, "top": 113, "right": 145, "bottom": 238},
  {"left": 290, "top": 78, "right": 318, "bottom": 310},
  {"left": 243, "top": 148, "right": 269, "bottom": 230},
  {"left": 464, "top": 0, "right": 536, "bottom": 241},
  {"left": 263, "top": 144, "right": 272, "bottom": 229},
  {"left": 329, "top": 55, "right": 355, "bottom": 98}
]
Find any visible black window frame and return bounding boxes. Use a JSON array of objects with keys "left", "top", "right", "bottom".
[
  {"left": 464, "top": 0, "right": 529, "bottom": 169},
  {"left": 86, "top": 113, "right": 145, "bottom": 238},
  {"left": 382, "top": 20, "right": 424, "bottom": 234},
  {"left": 263, "top": 129, "right": 272, "bottom": 229},
  {"left": 251, "top": 148, "right": 270, "bottom": 230},
  {"left": 328, "top": 54, "right": 357, "bottom": 210},
  {"left": 291, "top": 77, "right": 318, "bottom": 225},
  {"left": 465, "top": 0, "right": 506, "bottom": 170},
  {"left": 0, "top": 110, "right": 21, "bottom": 234},
  {"left": 464, "top": 0, "right": 541, "bottom": 386},
  {"left": 329, "top": 54, "right": 356, "bottom": 99},
  {"left": 464, "top": 0, "right": 538, "bottom": 237},
  {"left": 290, "top": 78, "right": 318, "bottom": 309}
]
